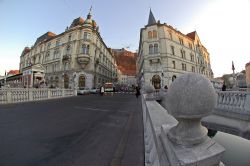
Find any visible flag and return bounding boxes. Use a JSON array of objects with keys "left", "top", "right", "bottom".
[{"left": 232, "top": 61, "right": 235, "bottom": 71}]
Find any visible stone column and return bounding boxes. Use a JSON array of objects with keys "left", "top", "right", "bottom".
[{"left": 160, "top": 73, "right": 225, "bottom": 166}]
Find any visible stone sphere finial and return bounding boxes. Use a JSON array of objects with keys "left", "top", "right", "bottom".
[
  {"left": 163, "top": 73, "right": 216, "bottom": 146},
  {"left": 144, "top": 84, "right": 155, "bottom": 94}
]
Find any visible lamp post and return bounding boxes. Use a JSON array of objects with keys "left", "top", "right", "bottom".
[
  {"left": 73, "top": 72, "right": 76, "bottom": 90},
  {"left": 161, "top": 69, "right": 164, "bottom": 88}
]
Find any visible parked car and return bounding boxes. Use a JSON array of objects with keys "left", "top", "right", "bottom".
[
  {"left": 90, "top": 88, "right": 99, "bottom": 94},
  {"left": 77, "top": 87, "right": 90, "bottom": 95}
]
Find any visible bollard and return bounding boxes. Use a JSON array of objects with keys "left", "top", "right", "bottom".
[{"left": 144, "top": 84, "right": 155, "bottom": 101}]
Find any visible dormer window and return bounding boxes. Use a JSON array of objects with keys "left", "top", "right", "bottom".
[
  {"left": 68, "top": 34, "right": 72, "bottom": 42},
  {"left": 179, "top": 37, "right": 184, "bottom": 45}
]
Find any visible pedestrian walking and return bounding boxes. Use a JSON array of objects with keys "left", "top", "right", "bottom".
[
  {"left": 100, "top": 86, "right": 104, "bottom": 96},
  {"left": 222, "top": 82, "right": 226, "bottom": 91},
  {"left": 135, "top": 86, "right": 141, "bottom": 98}
]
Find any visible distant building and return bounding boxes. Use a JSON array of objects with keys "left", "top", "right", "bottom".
[
  {"left": 236, "top": 71, "right": 246, "bottom": 88},
  {"left": 211, "top": 77, "right": 224, "bottom": 91},
  {"left": 137, "top": 10, "right": 213, "bottom": 89},
  {"left": 19, "top": 8, "right": 118, "bottom": 89},
  {"left": 112, "top": 48, "right": 137, "bottom": 86},
  {"left": 0, "top": 70, "right": 22, "bottom": 88},
  {"left": 246, "top": 62, "right": 250, "bottom": 87},
  {"left": 7, "top": 70, "right": 19, "bottom": 76}
]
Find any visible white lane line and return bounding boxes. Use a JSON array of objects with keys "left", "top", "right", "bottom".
[{"left": 74, "top": 106, "right": 111, "bottom": 112}]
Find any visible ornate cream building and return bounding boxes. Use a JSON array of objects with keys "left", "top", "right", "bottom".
[
  {"left": 19, "top": 9, "right": 118, "bottom": 89},
  {"left": 137, "top": 10, "right": 213, "bottom": 89},
  {"left": 246, "top": 62, "right": 250, "bottom": 87}
]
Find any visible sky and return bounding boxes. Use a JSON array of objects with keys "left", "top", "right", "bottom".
[{"left": 0, "top": 0, "right": 249, "bottom": 77}]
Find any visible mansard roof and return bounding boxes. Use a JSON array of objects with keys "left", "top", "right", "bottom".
[
  {"left": 34, "top": 31, "right": 56, "bottom": 46},
  {"left": 186, "top": 31, "right": 196, "bottom": 40}
]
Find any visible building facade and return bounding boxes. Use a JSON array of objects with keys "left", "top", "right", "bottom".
[
  {"left": 20, "top": 9, "right": 118, "bottom": 89},
  {"left": 246, "top": 62, "right": 250, "bottom": 87},
  {"left": 137, "top": 10, "right": 213, "bottom": 89}
]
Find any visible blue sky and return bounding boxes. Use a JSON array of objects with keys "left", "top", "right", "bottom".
[{"left": 0, "top": 0, "right": 249, "bottom": 77}]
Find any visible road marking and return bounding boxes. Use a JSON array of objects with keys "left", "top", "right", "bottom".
[
  {"left": 74, "top": 106, "right": 111, "bottom": 112},
  {"left": 110, "top": 109, "right": 134, "bottom": 166}
]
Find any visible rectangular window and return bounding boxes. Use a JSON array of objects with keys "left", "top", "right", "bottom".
[
  {"left": 182, "top": 63, "right": 187, "bottom": 71},
  {"left": 181, "top": 50, "right": 186, "bottom": 59},
  {"left": 56, "top": 39, "right": 60, "bottom": 47},
  {"left": 169, "top": 32, "right": 172, "bottom": 40},
  {"left": 179, "top": 38, "right": 184, "bottom": 45},
  {"left": 189, "top": 43, "right": 193, "bottom": 49},
  {"left": 171, "top": 46, "right": 175, "bottom": 55},
  {"left": 47, "top": 43, "right": 51, "bottom": 50},
  {"left": 192, "top": 66, "right": 195, "bottom": 72},
  {"left": 190, "top": 53, "right": 194, "bottom": 62},
  {"left": 83, "top": 32, "right": 91, "bottom": 40},
  {"left": 68, "top": 34, "right": 71, "bottom": 42},
  {"left": 172, "top": 61, "right": 176, "bottom": 69}
]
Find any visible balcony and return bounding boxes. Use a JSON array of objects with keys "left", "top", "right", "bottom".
[
  {"left": 77, "top": 53, "right": 90, "bottom": 66},
  {"left": 62, "top": 54, "right": 71, "bottom": 61}
]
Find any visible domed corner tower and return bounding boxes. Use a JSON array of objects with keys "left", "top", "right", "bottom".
[{"left": 77, "top": 7, "right": 96, "bottom": 68}]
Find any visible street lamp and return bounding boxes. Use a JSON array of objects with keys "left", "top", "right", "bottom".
[{"left": 161, "top": 69, "right": 164, "bottom": 88}]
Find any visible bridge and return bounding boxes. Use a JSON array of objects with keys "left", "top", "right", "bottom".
[{"left": 1, "top": 73, "right": 250, "bottom": 166}]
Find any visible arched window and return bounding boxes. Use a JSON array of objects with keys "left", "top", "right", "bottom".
[
  {"left": 55, "top": 76, "right": 59, "bottom": 88},
  {"left": 172, "top": 75, "right": 177, "bottom": 82},
  {"left": 82, "top": 44, "right": 90, "bottom": 54},
  {"left": 64, "top": 74, "right": 69, "bottom": 89},
  {"left": 87, "top": 45, "right": 90, "bottom": 54},
  {"left": 64, "top": 62, "right": 69, "bottom": 70},
  {"left": 153, "top": 30, "right": 157, "bottom": 38},
  {"left": 152, "top": 75, "right": 161, "bottom": 89},
  {"left": 154, "top": 43, "right": 158, "bottom": 53},
  {"left": 78, "top": 75, "right": 86, "bottom": 88},
  {"left": 148, "top": 31, "right": 153, "bottom": 38},
  {"left": 66, "top": 45, "right": 71, "bottom": 54},
  {"left": 149, "top": 44, "right": 153, "bottom": 54},
  {"left": 82, "top": 44, "right": 87, "bottom": 54}
]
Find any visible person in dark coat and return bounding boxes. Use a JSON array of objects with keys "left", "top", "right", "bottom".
[
  {"left": 222, "top": 82, "right": 226, "bottom": 91},
  {"left": 135, "top": 86, "right": 141, "bottom": 98}
]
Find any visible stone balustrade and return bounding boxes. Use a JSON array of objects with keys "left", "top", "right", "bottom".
[
  {"left": 0, "top": 88, "right": 76, "bottom": 104},
  {"left": 214, "top": 91, "right": 250, "bottom": 121}
]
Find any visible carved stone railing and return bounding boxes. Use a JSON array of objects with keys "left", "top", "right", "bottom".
[
  {"left": 0, "top": 88, "right": 76, "bottom": 104},
  {"left": 142, "top": 94, "right": 177, "bottom": 166},
  {"left": 33, "top": 89, "right": 48, "bottom": 100},
  {"left": 214, "top": 91, "right": 250, "bottom": 121}
]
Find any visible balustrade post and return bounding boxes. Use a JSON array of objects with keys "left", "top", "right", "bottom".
[
  {"left": 48, "top": 89, "right": 51, "bottom": 99},
  {"left": 245, "top": 93, "right": 250, "bottom": 111},
  {"left": 6, "top": 89, "right": 11, "bottom": 103},
  {"left": 160, "top": 73, "right": 225, "bottom": 166},
  {"left": 62, "top": 89, "right": 65, "bottom": 97},
  {"left": 28, "top": 89, "right": 33, "bottom": 101}
]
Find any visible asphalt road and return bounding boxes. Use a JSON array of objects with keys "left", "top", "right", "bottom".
[{"left": 0, "top": 93, "right": 144, "bottom": 166}]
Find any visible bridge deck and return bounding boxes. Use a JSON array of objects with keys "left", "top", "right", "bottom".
[{"left": 0, "top": 94, "right": 144, "bottom": 166}]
